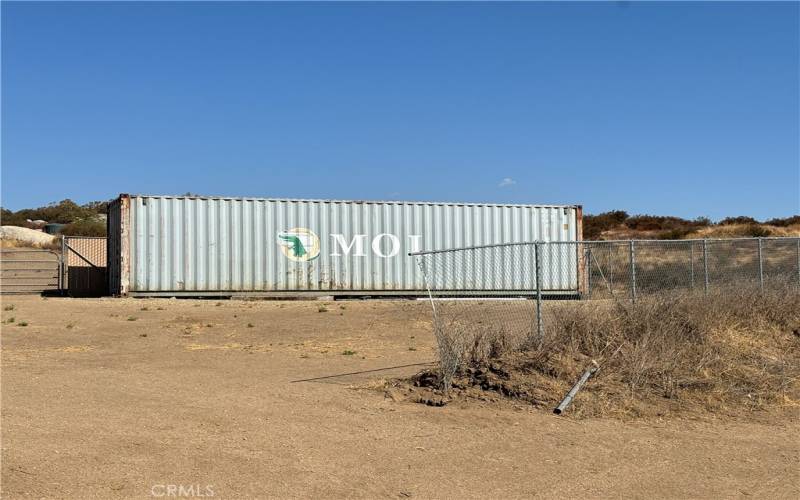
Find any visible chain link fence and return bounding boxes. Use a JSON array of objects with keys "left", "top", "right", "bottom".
[
  {"left": 412, "top": 237, "right": 800, "bottom": 390},
  {"left": 61, "top": 236, "right": 108, "bottom": 296},
  {"left": 584, "top": 238, "right": 800, "bottom": 299}
]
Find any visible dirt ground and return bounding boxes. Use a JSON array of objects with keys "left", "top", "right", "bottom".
[{"left": 1, "top": 296, "right": 798, "bottom": 499}]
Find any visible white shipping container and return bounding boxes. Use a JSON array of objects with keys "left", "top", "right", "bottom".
[{"left": 107, "top": 194, "right": 582, "bottom": 296}]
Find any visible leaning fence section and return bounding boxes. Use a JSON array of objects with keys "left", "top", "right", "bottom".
[
  {"left": 415, "top": 244, "right": 543, "bottom": 390},
  {"left": 413, "top": 237, "right": 800, "bottom": 389}
]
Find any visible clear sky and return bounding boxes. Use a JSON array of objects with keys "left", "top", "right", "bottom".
[{"left": 2, "top": 1, "right": 798, "bottom": 220}]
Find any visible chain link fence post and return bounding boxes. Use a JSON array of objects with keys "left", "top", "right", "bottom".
[
  {"left": 608, "top": 244, "right": 614, "bottom": 291},
  {"left": 757, "top": 237, "right": 764, "bottom": 291},
  {"left": 59, "top": 235, "right": 66, "bottom": 292},
  {"left": 535, "top": 242, "right": 543, "bottom": 344},
  {"left": 585, "top": 245, "right": 592, "bottom": 296},
  {"left": 796, "top": 238, "right": 800, "bottom": 287},
  {"left": 703, "top": 239, "right": 709, "bottom": 295},
  {"left": 629, "top": 240, "right": 637, "bottom": 303},
  {"left": 689, "top": 241, "right": 695, "bottom": 289}
]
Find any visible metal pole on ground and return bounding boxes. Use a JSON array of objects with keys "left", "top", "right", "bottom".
[
  {"left": 554, "top": 360, "right": 599, "bottom": 415},
  {"left": 629, "top": 240, "right": 637, "bottom": 303},
  {"left": 535, "top": 242, "right": 543, "bottom": 343}
]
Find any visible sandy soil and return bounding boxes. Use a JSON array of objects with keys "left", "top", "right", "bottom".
[{"left": 1, "top": 296, "right": 798, "bottom": 499}]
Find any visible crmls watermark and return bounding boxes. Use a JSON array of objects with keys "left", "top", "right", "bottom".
[{"left": 151, "top": 484, "right": 215, "bottom": 497}]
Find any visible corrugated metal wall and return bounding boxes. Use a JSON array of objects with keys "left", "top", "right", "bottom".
[
  {"left": 107, "top": 197, "right": 123, "bottom": 295},
  {"left": 112, "top": 195, "right": 580, "bottom": 294}
]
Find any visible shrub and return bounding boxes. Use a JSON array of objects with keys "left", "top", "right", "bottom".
[
  {"left": 60, "top": 219, "right": 106, "bottom": 237},
  {"left": 583, "top": 210, "right": 629, "bottom": 240},
  {"left": 424, "top": 282, "right": 800, "bottom": 416},
  {"left": 764, "top": 215, "right": 800, "bottom": 227},
  {"left": 719, "top": 216, "right": 759, "bottom": 226},
  {"left": 742, "top": 224, "right": 771, "bottom": 237},
  {"left": 624, "top": 214, "right": 707, "bottom": 232},
  {"left": 0, "top": 199, "right": 106, "bottom": 226},
  {"left": 657, "top": 227, "right": 695, "bottom": 240}
]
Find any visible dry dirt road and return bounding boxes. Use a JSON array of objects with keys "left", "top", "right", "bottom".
[{"left": 2, "top": 296, "right": 798, "bottom": 499}]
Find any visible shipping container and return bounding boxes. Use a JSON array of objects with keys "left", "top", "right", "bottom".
[{"left": 107, "top": 194, "right": 582, "bottom": 297}]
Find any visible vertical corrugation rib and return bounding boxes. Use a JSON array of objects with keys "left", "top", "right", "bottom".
[{"left": 146, "top": 198, "right": 155, "bottom": 291}]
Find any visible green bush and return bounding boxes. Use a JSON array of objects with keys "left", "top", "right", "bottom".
[
  {"left": 0, "top": 199, "right": 107, "bottom": 227},
  {"left": 59, "top": 220, "right": 106, "bottom": 237}
]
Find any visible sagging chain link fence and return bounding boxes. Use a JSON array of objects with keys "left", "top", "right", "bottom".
[{"left": 412, "top": 237, "right": 800, "bottom": 390}]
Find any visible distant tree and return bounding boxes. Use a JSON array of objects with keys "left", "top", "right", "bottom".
[
  {"left": 43, "top": 199, "right": 95, "bottom": 223},
  {"left": 719, "top": 216, "right": 759, "bottom": 226},
  {"left": 0, "top": 207, "right": 31, "bottom": 226},
  {"left": 0, "top": 199, "right": 109, "bottom": 227},
  {"left": 82, "top": 200, "right": 109, "bottom": 214}
]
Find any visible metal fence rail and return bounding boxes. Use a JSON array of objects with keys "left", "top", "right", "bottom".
[
  {"left": 412, "top": 237, "right": 800, "bottom": 388},
  {"left": 0, "top": 249, "right": 62, "bottom": 294}
]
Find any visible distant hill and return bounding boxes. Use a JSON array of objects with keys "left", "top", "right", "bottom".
[
  {"left": 0, "top": 199, "right": 107, "bottom": 236},
  {"left": 1, "top": 200, "right": 797, "bottom": 241},
  {"left": 583, "top": 211, "right": 800, "bottom": 240}
]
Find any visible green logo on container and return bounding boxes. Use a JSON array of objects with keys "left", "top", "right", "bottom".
[{"left": 277, "top": 228, "right": 320, "bottom": 262}]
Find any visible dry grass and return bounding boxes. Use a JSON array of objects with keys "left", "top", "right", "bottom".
[
  {"left": 599, "top": 223, "right": 800, "bottom": 241},
  {"left": 414, "top": 284, "right": 800, "bottom": 418},
  {"left": 693, "top": 223, "right": 800, "bottom": 239}
]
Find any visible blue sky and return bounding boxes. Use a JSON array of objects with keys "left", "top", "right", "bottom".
[{"left": 2, "top": 2, "right": 798, "bottom": 220}]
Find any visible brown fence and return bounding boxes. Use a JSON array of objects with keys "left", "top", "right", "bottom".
[
  {"left": 62, "top": 237, "right": 107, "bottom": 297},
  {"left": 0, "top": 249, "right": 61, "bottom": 294}
]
